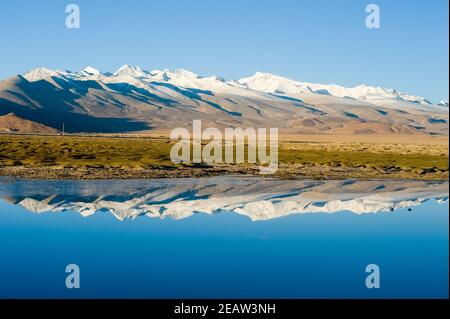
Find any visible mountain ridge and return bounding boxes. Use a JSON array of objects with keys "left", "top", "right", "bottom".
[
  {"left": 0, "top": 65, "right": 446, "bottom": 135},
  {"left": 23, "top": 65, "right": 446, "bottom": 106},
  {"left": 0, "top": 113, "right": 59, "bottom": 133}
]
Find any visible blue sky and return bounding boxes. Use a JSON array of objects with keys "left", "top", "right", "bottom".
[{"left": 0, "top": 0, "right": 448, "bottom": 102}]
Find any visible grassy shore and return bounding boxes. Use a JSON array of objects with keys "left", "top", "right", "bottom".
[{"left": 0, "top": 134, "right": 448, "bottom": 180}]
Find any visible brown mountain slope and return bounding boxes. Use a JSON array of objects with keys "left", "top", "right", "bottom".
[
  {"left": 0, "top": 75, "right": 447, "bottom": 135},
  {"left": 0, "top": 113, "right": 59, "bottom": 133}
]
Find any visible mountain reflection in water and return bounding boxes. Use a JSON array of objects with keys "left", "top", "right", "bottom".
[{"left": 0, "top": 177, "right": 447, "bottom": 221}]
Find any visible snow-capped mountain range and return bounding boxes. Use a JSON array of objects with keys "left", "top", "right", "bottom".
[
  {"left": 239, "top": 72, "right": 435, "bottom": 106},
  {"left": 23, "top": 65, "right": 442, "bottom": 106},
  {"left": 1, "top": 177, "right": 448, "bottom": 221},
  {"left": 439, "top": 100, "right": 449, "bottom": 107},
  {"left": 0, "top": 65, "right": 447, "bottom": 134}
]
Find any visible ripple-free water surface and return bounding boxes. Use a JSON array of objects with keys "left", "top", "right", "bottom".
[{"left": 0, "top": 177, "right": 448, "bottom": 298}]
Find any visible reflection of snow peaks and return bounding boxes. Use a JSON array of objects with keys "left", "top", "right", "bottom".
[{"left": 1, "top": 178, "right": 448, "bottom": 221}]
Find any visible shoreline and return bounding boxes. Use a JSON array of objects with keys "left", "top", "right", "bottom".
[
  {"left": 1, "top": 134, "right": 448, "bottom": 181},
  {"left": 1, "top": 165, "right": 447, "bottom": 181}
]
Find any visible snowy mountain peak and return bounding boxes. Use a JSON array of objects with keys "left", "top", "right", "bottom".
[
  {"left": 82, "top": 66, "right": 101, "bottom": 76},
  {"left": 158, "top": 68, "right": 199, "bottom": 79},
  {"left": 147, "top": 69, "right": 169, "bottom": 81},
  {"left": 239, "top": 71, "right": 432, "bottom": 105},
  {"left": 114, "top": 64, "right": 147, "bottom": 77},
  {"left": 146, "top": 68, "right": 200, "bottom": 82},
  {"left": 244, "top": 72, "right": 287, "bottom": 83},
  {"left": 18, "top": 66, "right": 441, "bottom": 107},
  {"left": 439, "top": 100, "right": 449, "bottom": 107},
  {"left": 206, "top": 75, "right": 226, "bottom": 82},
  {"left": 239, "top": 72, "right": 312, "bottom": 94},
  {"left": 172, "top": 68, "right": 199, "bottom": 78},
  {"left": 23, "top": 67, "right": 58, "bottom": 82}
]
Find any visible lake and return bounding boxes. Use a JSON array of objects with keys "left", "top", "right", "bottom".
[{"left": 0, "top": 176, "right": 448, "bottom": 298}]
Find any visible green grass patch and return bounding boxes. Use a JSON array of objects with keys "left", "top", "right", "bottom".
[{"left": 0, "top": 135, "right": 447, "bottom": 174}]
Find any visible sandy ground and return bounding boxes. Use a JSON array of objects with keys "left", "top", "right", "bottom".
[
  {"left": 86, "top": 132, "right": 449, "bottom": 149},
  {"left": 2, "top": 132, "right": 448, "bottom": 144}
]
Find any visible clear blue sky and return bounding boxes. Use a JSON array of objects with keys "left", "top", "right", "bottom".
[{"left": 0, "top": 0, "right": 448, "bottom": 102}]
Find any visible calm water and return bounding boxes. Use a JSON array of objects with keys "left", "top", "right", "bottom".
[{"left": 0, "top": 177, "right": 448, "bottom": 299}]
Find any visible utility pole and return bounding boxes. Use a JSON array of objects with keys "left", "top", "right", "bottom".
[{"left": 62, "top": 123, "right": 65, "bottom": 135}]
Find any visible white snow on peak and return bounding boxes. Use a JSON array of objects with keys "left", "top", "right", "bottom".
[
  {"left": 144, "top": 68, "right": 235, "bottom": 92},
  {"left": 169, "top": 68, "right": 199, "bottom": 78},
  {"left": 239, "top": 72, "right": 313, "bottom": 95},
  {"left": 23, "top": 67, "right": 58, "bottom": 82},
  {"left": 438, "top": 100, "right": 449, "bottom": 107},
  {"left": 148, "top": 69, "right": 170, "bottom": 81},
  {"left": 20, "top": 66, "right": 441, "bottom": 107},
  {"left": 114, "top": 64, "right": 148, "bottom": 77},
  {"left": 147, "top": 68, "right": 199, "bottom": 82},
  {"left": 82, "top": 66, "right": 102, "bottom": 76},
  {"left": 111, "top": 66, "right": 215, "bottom": 90},
  {"left": 238, "top": 72, "right": 432, "bottom": 105}
]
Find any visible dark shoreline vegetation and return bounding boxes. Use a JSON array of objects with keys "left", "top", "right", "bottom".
[{"left": 0, "top": 134, "right": 448, "bottom": 180}]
